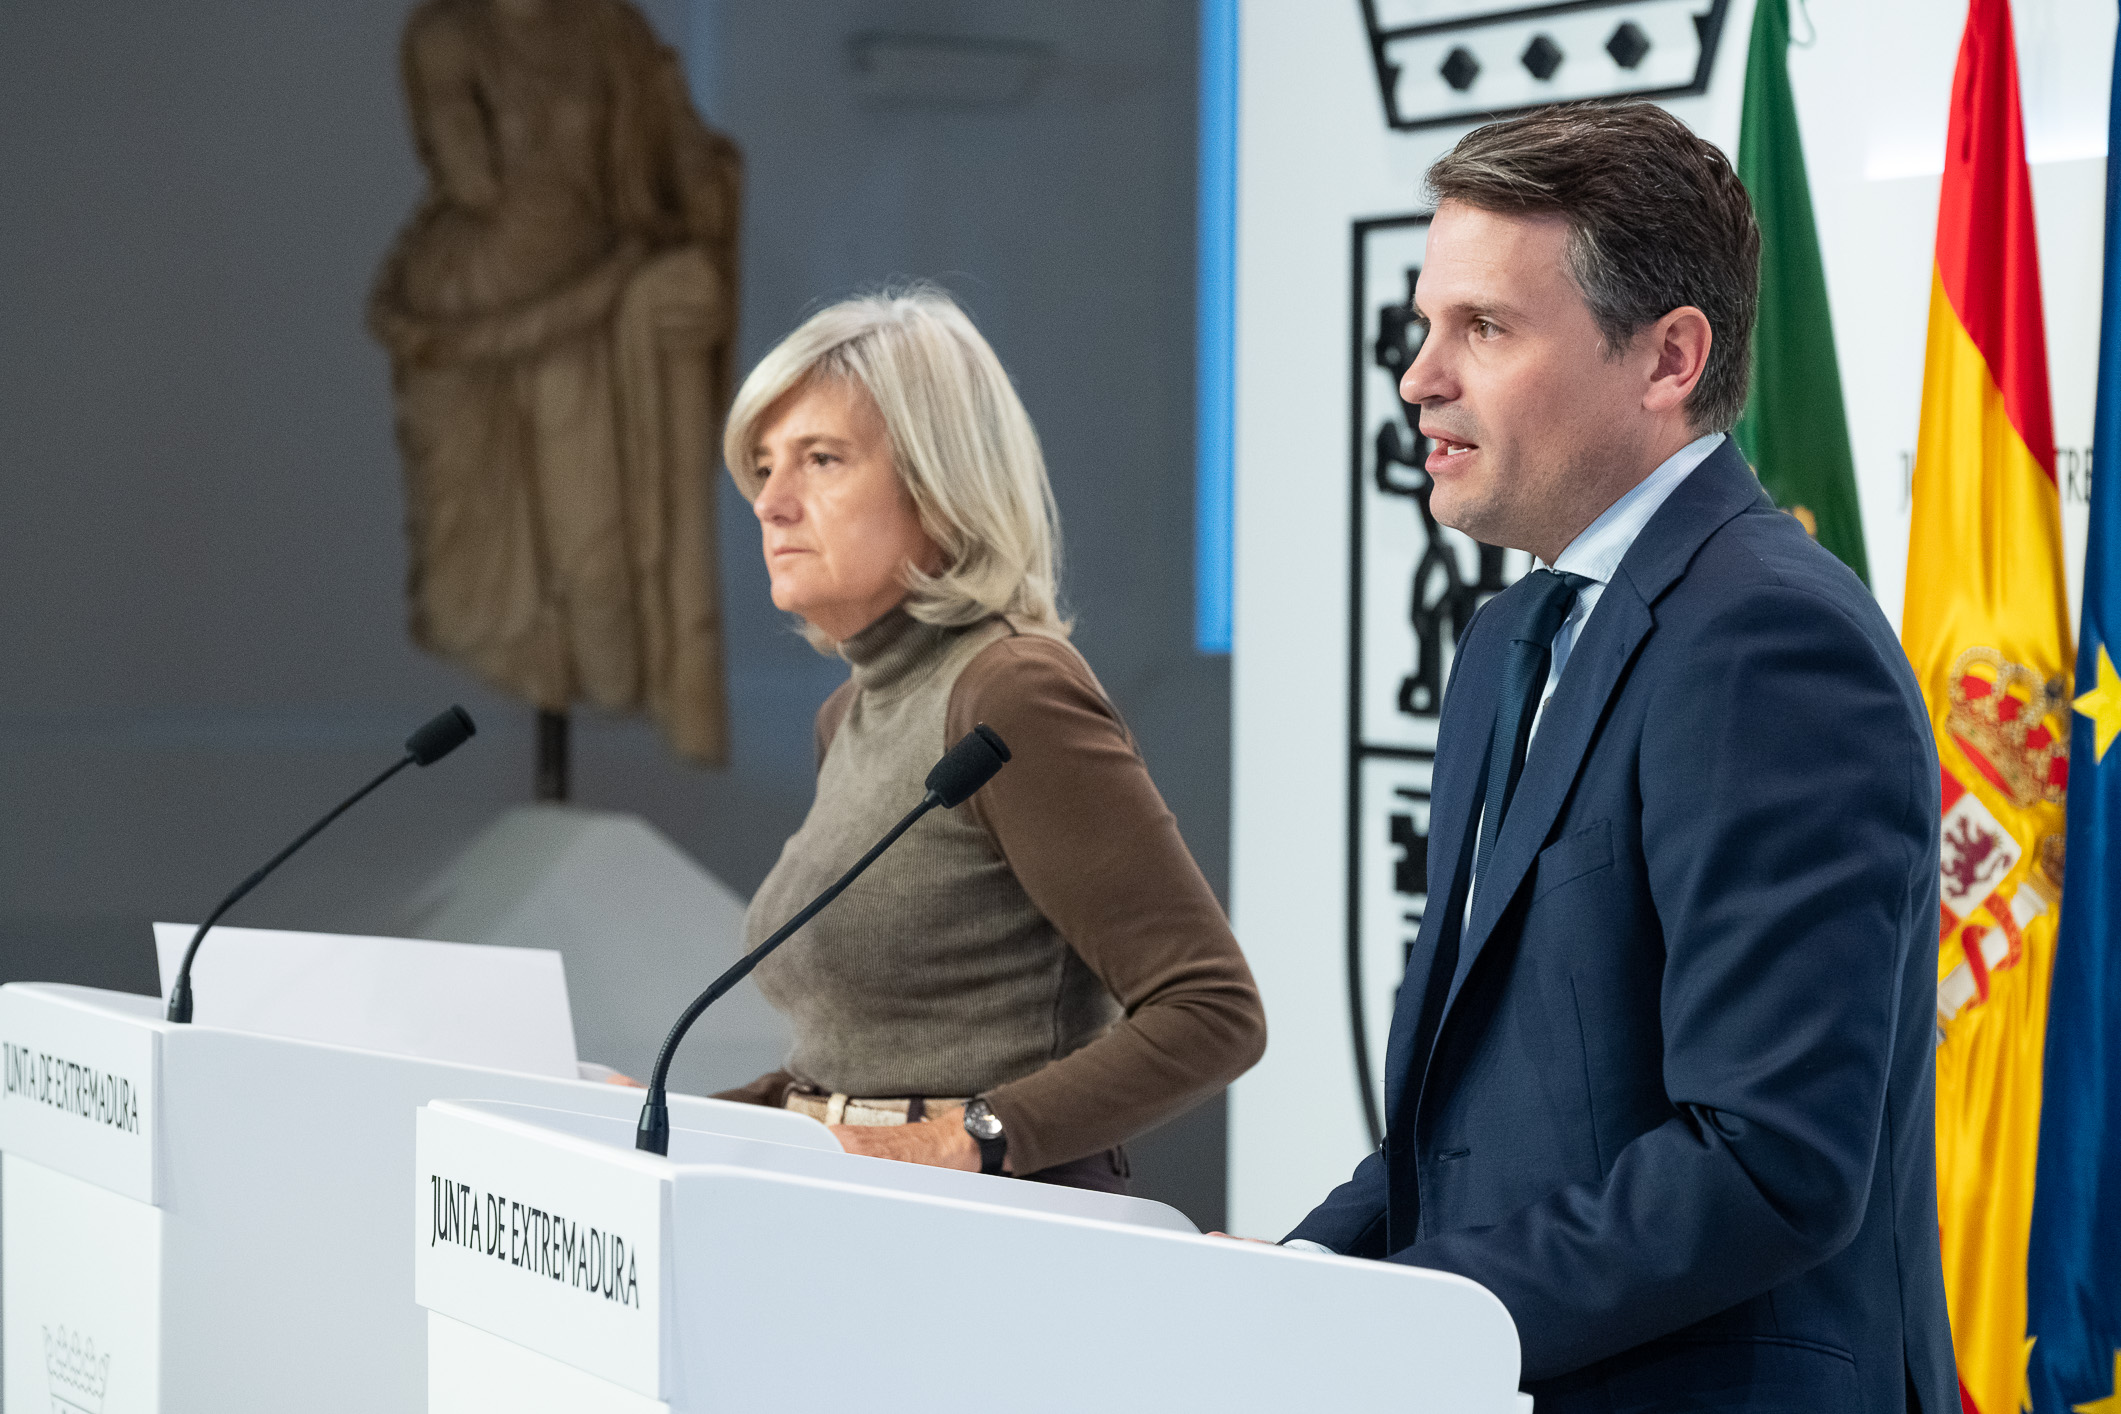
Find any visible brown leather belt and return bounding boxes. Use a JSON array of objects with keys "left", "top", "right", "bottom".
[{"left": 783, "top": 1090, "right": 970, "bottom": 1127}]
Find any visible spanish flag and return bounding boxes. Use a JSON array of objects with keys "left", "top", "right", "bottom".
[{"left": 1903, "top": 2, "right": 2076, "bottom": 1411}]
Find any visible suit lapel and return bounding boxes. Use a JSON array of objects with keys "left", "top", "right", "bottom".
[
  {"left": 1437, "top": 439, "right": 1772, "bottom": 1024},
  {"left": 1445, "top": 587, "right": 1650, "bottom": 1011},
  {"left": 1381, "top": 598, "right": 1505, "bottom": 1122}
]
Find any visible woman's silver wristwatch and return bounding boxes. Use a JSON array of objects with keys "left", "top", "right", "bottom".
[{"left": 963, "top": 1098, "right": 1007, "bottom": 1175}]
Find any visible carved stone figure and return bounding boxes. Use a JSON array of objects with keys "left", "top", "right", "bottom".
[{"left": 370, "top": 0, "right": 740, "bottom": 774}]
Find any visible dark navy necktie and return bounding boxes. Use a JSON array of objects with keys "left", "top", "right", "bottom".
[
  {"left": 1403, "top": 567, "right": 1592, "bottom": 1088},
  {"left": 1470, "top": 568, "right": 1593, "bottom": 883}
]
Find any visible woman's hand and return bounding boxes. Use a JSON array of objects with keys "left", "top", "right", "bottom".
[{"left": 829, "top": 1105, "right": 982, "bottom": 1171}]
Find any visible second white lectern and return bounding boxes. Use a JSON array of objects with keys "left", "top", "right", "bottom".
[
  {"left": 0, "top": 980, "right": 832, "bottom": 1414},
  {"left": 416, "top": 1100, "right": 1527, "bottom": 1413}
]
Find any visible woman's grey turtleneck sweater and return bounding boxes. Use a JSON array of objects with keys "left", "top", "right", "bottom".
[{"left": 735, "top": 609, "right": 1266, "bottom": 1176}]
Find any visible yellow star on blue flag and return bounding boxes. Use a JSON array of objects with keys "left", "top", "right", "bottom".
[
  {"left": 2078, "top": 643, "right": 2121, "bottom": 762},
  {"left": 2073, "top": 1352, "right": 2121, "bottom": 1414}
]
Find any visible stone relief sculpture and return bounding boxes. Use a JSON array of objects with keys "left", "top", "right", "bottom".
[{"left": 370, "top": 0, "right": 741, "bottom": 786}]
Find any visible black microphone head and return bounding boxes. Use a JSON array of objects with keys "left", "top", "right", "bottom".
[
  {"left": 406, "top": 705, "right": 476, "bottom": 766},
  {"left": 925, "top": 724, "right": 1010, "bottom": 808}
]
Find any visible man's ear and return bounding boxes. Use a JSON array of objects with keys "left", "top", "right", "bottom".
[{"left": 1641, "top": 306, "right": 1712, "bottom": 416}]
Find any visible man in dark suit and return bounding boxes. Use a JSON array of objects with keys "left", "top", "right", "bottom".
[{"left": 1280, "top": 105, "right": 1956, "bottom": 1412}]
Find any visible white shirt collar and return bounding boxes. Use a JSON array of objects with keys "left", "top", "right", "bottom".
[{"left": 1544, "top": 432, "right": 1726, "bottom": 584}]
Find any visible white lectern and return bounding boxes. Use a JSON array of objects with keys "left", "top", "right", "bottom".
[
  {"left": 416, "top": 1100, "right": 1527, "bottom": 1413},
  {"left": 0, "top": 981, "right": 832, "bottom": 1414}
]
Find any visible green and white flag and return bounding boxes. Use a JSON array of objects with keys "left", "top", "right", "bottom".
[{"left": 1733, "top": 0, "right": 1871, "bottom": 584}]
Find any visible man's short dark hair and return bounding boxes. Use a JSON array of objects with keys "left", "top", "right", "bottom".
[{"left": 1425, "top": 102, "right": 1760, "bottom": 432}]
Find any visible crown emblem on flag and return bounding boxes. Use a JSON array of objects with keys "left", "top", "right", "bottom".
[
  {"left": 1944, "top": 647, "right": 2070, "bottom": 809},
  {"left": 42, "top": 1326, "right": 109, "bottom": 1414}
]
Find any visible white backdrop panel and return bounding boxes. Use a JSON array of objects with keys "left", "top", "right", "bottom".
[{"left": 1229, "top": 0, "right": 2112, "bottom": 1236}]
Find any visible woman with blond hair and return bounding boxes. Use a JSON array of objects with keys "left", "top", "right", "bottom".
[{"left": 714, "top": 287, "right": 1266, "bottom": 1192}]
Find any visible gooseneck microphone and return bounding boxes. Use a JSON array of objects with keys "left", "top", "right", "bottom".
[
  {"left": 164, "top": 705, "right": 477, "bottom": 1024},
  {"left": 635, "top": 724, "right": 1010, "bottom": 1155}
]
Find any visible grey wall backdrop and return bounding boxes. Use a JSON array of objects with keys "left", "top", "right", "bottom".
[{"left": 0, "top": 0, "right": 1230, "bottom": 1225}]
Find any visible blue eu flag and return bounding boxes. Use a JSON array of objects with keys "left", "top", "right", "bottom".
[{"left": 2025, "top": 13, "right": 2121, "bottom": 1411}]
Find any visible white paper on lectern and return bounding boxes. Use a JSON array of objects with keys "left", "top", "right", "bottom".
[{"left": 153, "top": 923, "right": 578, "bottom": 1077}]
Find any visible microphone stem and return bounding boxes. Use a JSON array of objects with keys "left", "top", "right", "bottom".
[
  {"left": 636, "top": 791, "right": 939, "bottom": 1155},
  {"left": 165, "top": 753, "right": 415, "bottom": 1023}
]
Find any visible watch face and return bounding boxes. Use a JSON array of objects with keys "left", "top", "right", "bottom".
[{"left": 965, "top": 1101, "right": 1004, "bottom": 1141}]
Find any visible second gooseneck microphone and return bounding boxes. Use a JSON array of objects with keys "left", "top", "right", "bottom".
[
  {"left": 634, "top": 724, "right": 1011, "bottom": 1155},
  {"left": 164, "top": 706, "right": 477, "bottom": 1024}
]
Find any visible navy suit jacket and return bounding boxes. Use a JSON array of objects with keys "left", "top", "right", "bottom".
[{"left": 1288, "top": 441, "right": 1957, "bottom": 1413}]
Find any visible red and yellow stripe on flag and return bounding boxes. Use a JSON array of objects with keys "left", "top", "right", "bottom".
[{"left": 1903, "top": 2, "right": 2076, "bottom": 1410}]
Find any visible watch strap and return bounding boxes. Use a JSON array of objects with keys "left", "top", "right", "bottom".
[{"left": 964, "top": 1099, "right": 1008, "bottom": 1176}]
